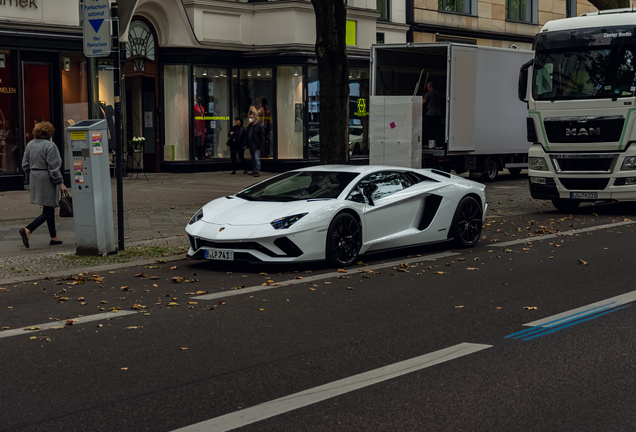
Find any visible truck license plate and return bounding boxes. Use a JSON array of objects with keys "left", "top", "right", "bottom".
[
  {"left": 204, "top": 249, "right": 234, "bottom": 261},
  {"left": 570, "top": 192, "right": 598, "bottom": 200}
]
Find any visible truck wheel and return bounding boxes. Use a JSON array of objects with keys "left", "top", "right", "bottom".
[
  {"left": 508, "top": 168, "right": 522, "bottom": 176},
  {"left": 552, "top": 199, "right": 580, "bottom": 213},
  {"left": 482, "top": 158, "right": 499, "bottom": 182}
]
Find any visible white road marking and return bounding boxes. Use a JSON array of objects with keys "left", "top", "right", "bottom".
[
  {"left": 0, "top": 311, "right": 138, "bottom": 339},
  {"left": 171, "top": 342, "right": 492, "bottom": 432},
  {"left": 525, "top": 289, "right": 636, "bottom": 328},
  {"left": 192, "top": 251, "right": 461, "bottom": 301},
  {"left": 494, "top": 220, "right": 636, "bottom": 249}
]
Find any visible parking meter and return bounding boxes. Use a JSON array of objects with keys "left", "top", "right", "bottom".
[{"left": 67, "top": 120, "right": 116, "bottom": 255}]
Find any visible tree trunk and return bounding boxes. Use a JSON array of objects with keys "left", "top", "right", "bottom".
[
  {"left": 587, "top": 0, "right": 629, "bottom": 10},
  {"left": 311, "top": 0, "right": 349, "bottom": 165}
]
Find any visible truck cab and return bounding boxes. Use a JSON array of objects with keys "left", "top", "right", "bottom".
[{"left": 521, "top": 9, "right": 636, "bottom": 211}]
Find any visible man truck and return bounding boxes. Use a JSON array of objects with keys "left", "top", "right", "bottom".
[
  {"left": 369, "top": 43, "right": 533, "bottom": 180},
  {"left": 520, "top": 8, "right": 636, "bottom": 211}
]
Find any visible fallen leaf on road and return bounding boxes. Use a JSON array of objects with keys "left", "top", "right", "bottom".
[
  {"left": 134, "top": 273, "right": 148, "bottom": 278},
  {"left": 524, "top": 306, "right": 538, "bottom": 310},
  {"left": 171, "top": 266, "right": 178, "bottom": 270},
  {"left": 435, "top": 271, "right": 445, "bottom": 275},
  {"left": 455, "top": 305, "right": 464, "bottom": 308},
  {"left": 337, "top": 269, "right": 347, "bottom": 273},
  {"left": 121, "top": 367, "right": 128, "bottom": 370},
  {"left": 466, "top": 268, "right": 479, "bottom": 271},
  {"left": 578, "top": 259, "right": 588, "bottom": 266},
  {"left": 120, "top": 286, "right": 130, "bottom": 291},
  {"left": 65, "top": 319, "right": 78, "bottom": 326},
  {"left": 181, "top": 347, "right": 188, "bottom": 350},
  {"left": 172, "top": 277, "right": 184, "bottom": 283}
]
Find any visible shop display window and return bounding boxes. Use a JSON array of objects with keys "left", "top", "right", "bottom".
[
  {"left": 193, "top": 67, "right": 230, "bottom": 160},
  {"left": 308, "top": 66, "right": 370, "bottom": 159},
  {"left": 0, "top": 50, "right": 20, "bottom": 174},
  {"left": 276, "top": 66, "right": 304, "bottom": 159},
  {"left": 232, "top": 68, "right": 274, "bottom": 158},
  {"left": 163, "top": 65, "right": 189, "bottom": 161}
]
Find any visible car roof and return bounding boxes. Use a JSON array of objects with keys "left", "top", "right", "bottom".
[{"left": 293, "top": 165, "right": 415, "bottom": 175}]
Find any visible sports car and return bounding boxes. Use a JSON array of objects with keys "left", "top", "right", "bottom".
[{"left": 186, "top": 165, "right": 486, "bottom": 266}]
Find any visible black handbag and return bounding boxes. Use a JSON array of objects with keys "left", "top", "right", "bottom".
[{"left": 59, "top": 191, "right": 73, "bottom": 218}]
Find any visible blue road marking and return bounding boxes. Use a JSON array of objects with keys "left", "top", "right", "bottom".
[
  {"left": 522, "top": 305, "right": 630, "bottom": 341},
  {"left": 505, "top": 302, "right": 618, "bottom": 339},
  {"left": 506, "top": 304, "right": 630, "bottom": 340}
]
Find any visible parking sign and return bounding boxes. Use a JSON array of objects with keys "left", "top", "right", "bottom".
[{"left": 83, "top": 0, "right": 111, "bottom": 57}]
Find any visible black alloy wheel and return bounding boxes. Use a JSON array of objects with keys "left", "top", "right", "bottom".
[
  {"left": 451, "top": 196, "right": 483, "bottom": 247},
  {"left": 326, "top": 212, "right": 362, "bottom": 267}
]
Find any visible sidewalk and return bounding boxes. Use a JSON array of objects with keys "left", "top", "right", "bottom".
[{"left": 0, "top": 171, "right": 275, "bottom": 281}]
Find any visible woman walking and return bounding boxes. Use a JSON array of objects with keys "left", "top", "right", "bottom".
[{"left": 19, "top": 121, "right": 67, "bottom": 248}]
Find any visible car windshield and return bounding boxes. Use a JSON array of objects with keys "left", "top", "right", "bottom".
[
  {"left": 533, "top": 28, "right": 636, "bottom": 100},
  {"left": 236, "top": 171, "right": 360, "bottom": 202}
]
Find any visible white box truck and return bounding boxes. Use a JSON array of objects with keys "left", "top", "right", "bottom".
[
  {"left": 519, "top": 9, "right": 636, "bottom": 212},
  {"left": 370, "top": 42, "right": 533, "bottom": 180}
]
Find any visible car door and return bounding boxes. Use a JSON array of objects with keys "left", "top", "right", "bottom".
[{"left": 357, "top": 171, "right": 422, "bottom": 246}]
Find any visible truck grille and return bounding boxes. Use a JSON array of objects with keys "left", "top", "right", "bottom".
[
  {"left": 544, "top": 116, "right": 623, "bottom": 143},
  {"left": 550, "top": 153, "right": 618, "bottom": 173},
  {"left": 559, "top": 178, "right": 609, "bottom": 190}
]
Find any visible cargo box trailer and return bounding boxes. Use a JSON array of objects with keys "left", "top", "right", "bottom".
[{"left": 370, "top": 42, "right": 533, "bottom": 180}]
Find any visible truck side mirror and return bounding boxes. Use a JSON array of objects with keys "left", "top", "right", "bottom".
[{"left": 518, "top": 59, "right": 533, "bottom": 103}]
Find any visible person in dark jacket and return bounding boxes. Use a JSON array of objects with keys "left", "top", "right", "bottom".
[
  {"left": 20, "top": 121, "right": 67, "bottom": 248},
  {"left": 228, "top": 118, "right": 247, "bottom": 175},
  {"left": 240, "top": 113, "right": 265, "bottom": 177}
]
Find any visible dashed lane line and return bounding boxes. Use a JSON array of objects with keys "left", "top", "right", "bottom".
[
  {"left": 171, "top": 342, "right": 493, "bottom": 432},
  {"left": 0, "top": 311, "right": 138, "bottom": 340}
]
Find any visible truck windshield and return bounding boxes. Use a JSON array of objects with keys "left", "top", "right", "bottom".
[{"left": 533, "top": 27, "right": 636, "bottom": 101}]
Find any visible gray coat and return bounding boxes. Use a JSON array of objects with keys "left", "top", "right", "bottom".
[{"left": 22, "top": 139, "right": 64, "bottom": 208}]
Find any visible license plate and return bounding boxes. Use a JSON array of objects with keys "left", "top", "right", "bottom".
[
  {"left": 204, "top": 249, "right": 234, "bottom": 261},
  {"left": 570, "top": 192, "right": 598, "bottom": 200}
]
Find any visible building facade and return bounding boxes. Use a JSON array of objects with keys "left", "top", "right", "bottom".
[
  {"left": 0, "top": 0, "right": 409, "bottom": 191},
  {"left": 408, "top": 0, "right": 597, "bottom": 49}
]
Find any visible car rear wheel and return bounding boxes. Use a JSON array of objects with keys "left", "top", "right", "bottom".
[
  {"left": 451, "top": 196, "right": 483, "bottom": 248},
  {"left": 482, "top": 158, "right": 499, "bottom": 182},
  {"left": 326, "top": 213, "right": 362, "bottom": 267}
]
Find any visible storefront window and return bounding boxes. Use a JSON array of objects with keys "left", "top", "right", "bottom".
[
  {"left": 276, "top": 66, "right": 304, "bottom": 159},
  {"left": 232, "top": 68, "right": 274, "bottom": 158},
  {"left": 349, "top": 67, "right": 370, "bottom": 156},
  {"left": 62, "top": 52, "right": 89, "bottom": 169},
  {"left": 194, "top": 67, "right": 230, "bottom": 159},
  {"left": 308, "top": 66, "right": 370, "bottom": 159},
  {"left": 97, "top": 59, "right": 116, "bottom": 151},
  {"left": 0, "top": 50, "right": 19, "bottom": 174},
  {"left": 164, "top": 65, "right": 189, "bottom": 161}
]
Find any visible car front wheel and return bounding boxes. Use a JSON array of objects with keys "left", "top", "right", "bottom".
[
  {"left": 451, "top": 196, "right": 483, "bottom": 247},
  {"left": 326, "top": 213, "right": 362, "bottom": 267}
]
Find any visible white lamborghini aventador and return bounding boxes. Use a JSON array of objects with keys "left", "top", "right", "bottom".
[{"left": 186, "top": 166, "right": 487, "bottom": 267}]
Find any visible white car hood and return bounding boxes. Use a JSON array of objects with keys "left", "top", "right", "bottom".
[{"left": 201, "top": 197, "right": 328, "bottom": 226}]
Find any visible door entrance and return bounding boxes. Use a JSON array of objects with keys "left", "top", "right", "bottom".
[{"left": 22, "top": 62, "right": 52, "bottom": 146}]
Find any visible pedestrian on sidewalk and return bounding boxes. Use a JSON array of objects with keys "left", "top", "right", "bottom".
[
  {"left": 19, "top": 121, "right": 67, "bottom": 248},
  {"left": 228, "top": 117, "right": 248, "bottom": 175},
  {"left": 240, "top": 112, "right": 264, "bottom": 178}
]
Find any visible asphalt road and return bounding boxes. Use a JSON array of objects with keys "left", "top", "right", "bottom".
[{"left": 3, "top": 173, "right": 636, "bottom": 431}]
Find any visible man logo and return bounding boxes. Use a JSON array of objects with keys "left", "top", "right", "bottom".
[
  {"left": 566, "top": 127, "right": 600, "bottom": 137},
  {"left": 219, "top": 227, "right": 225, "bottom": 232}
]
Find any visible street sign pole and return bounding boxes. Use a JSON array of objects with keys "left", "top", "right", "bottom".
[{"left": 111, "top": 3, "right": 125, "bottom": 252}]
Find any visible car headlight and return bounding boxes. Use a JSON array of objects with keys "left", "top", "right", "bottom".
[
  {"left": 271, "top": 213, "right": 307, "bottom": 230},
  {"left": 622, "top": 156, "right": 636, "bottom": 170},
  {"left": 529, "top": 157, "right": 549, "bottom": 171},
  {"left": 189, "top": 208, "right": 203, "bottom": 225}
]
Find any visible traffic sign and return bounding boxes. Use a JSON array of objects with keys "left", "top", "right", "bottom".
[{"left": 83, "top": 0, "right": 111, "bottom": 57}]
